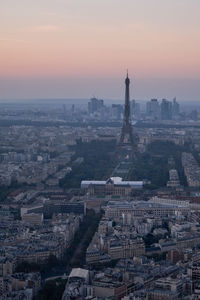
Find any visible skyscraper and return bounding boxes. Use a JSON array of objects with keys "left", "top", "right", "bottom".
[
  {"left": 172, "top": 97, "right": 180, "bottom": 117},
  {"left": 161, "top": 99, "right": 172, "bottom": 120},
  {"left": 111, "top": 104, "right": 123, "bottom": 120},
  {"left": 146, "top": 98, "right": 160, "bottom": 120},
  {"left": 131, "top": 100, "right": 141, "bottom": 119},
  {"left": 88, "top": 98, "right": 104, "bottom": 114}
]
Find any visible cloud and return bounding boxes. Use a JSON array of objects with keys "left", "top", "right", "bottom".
[{"left": 31, "top": 25, "right": 61, "bottom": 33}]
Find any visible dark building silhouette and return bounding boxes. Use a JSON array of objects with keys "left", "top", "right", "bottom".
[
  {"left": 71, "top": 104, "right": 75, "bottom": 113},
  {"left": 88, "top": 97, "right": 104, "bottom": 114},
  {"left": 172, "top": 97, "right": 180, "bottom": 117},
  {"left": 146, "top": 98, "right": 160, "bottom": 120},
  {"left": 161, "top": 99, "right": 172, "bottom": 120},
  {"left": 190, "top": 109, "right": 198, "bottom": 121}
]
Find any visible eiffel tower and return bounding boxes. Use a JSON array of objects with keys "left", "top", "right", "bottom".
[{"left": 117, "top": 72, "right": 138, "bottom": 160}]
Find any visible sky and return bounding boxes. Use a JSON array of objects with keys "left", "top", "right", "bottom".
[{"left": 0, "top": 0, "right": 200, "bottom": 101}]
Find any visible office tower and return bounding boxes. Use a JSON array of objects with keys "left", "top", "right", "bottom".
[
  {"left": 146, "top": 98, "right": 160, "bottom": 120},
  {"left": 71, "top": 104, "right": 75, "bottom": 113},
  {"left": 88, "top": 98, "right": 104, "bottom": 114},
  {"left": 131, "top": 100, "right": 141, "bottom": 119},
  {"left": 172, "top": 97, "right": 180, "bottom": 117},
  {"left": 161, "top": 99, "right": 172, "bottom": 120},
  {"left": 111, "top": 104, "right": 123, "bottom": 120}
]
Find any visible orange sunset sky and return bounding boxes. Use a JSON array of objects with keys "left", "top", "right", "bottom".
[{"left": 0, "top": 0, "right": 200, "bottom": 100}]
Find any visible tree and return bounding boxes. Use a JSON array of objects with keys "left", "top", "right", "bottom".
[{"left": 36, "top": 279, "right": 67, "bottom": 300}]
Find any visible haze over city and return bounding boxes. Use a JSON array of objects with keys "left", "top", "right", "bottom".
[
  {"left": 2, "top": 1, "right": 200, "bottom": 300},
  {"left": 1, "top": 0, "right": 200, "bottom": 100}
]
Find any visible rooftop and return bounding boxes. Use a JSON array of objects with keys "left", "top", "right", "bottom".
[{"left": 69, "top": 268, "right": 89, "bottom": 280}]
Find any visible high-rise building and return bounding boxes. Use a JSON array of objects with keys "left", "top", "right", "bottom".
[
  {"left": 88, "top": 98, "right": 104, "bottom": 114},
  {"left": 161, "top": 99, "right": 172, "bottom": 120},
  {"left": 146, "top": 99, "right": 160, "bottom": 120},
  {"left": 190, "top": 109, "right": 198, "bottom": 121},
  {"left": 172, "top": 97, "right": 180, "bottom": 117},
  {"left": 131, "top": 100, "right": 141, "bottom": 119},
  {"left": 111, "top": 104, "right": 123, "bottom": 120},
  {"left": 71, "top": 104, "right": 75, "bottom": 113}
]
